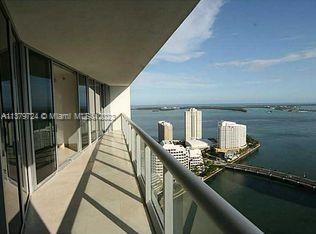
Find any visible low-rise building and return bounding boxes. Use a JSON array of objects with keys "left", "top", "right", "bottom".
[
  {"left": 188, "top": 149, "right": 204, "bottom": 172},
  {"left": 185, "top": 138, "right": 213, "bottom": 150},
  {"left": 154, "top": 140, "right": 189, "bottom": 179}
]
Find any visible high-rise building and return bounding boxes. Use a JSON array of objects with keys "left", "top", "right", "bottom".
[
  {"left": 185, "top": 108, "right": 202, "bottom": 141},
  {"left": 158, "top": 121, "right": 173, "bottom": 142},
  {"left": 218, "top": 121, "right": 247, "bottom": 150}
]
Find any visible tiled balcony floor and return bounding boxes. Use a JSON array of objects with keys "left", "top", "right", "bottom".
[{"left": 24, "top": 131, "right": 152, "bottom": 233}]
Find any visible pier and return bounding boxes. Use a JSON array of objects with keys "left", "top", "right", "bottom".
[{"left": 225, "top": 163, "right": 316, "bottom": 191}]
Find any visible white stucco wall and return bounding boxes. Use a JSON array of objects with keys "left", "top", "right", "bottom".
[{"left": 107, "top": 86, "right": 131, "bottom": 130}]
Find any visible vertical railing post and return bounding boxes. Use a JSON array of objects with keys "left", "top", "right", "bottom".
[
  {"left": 136, "top": 134, "right": 141, "bottom": 177},
  {"left": 164, "top": 166, "right": 173, "bottom": 234},
  {"left": 129, "top": 126, "right": 132, "bottom": 154},
  {"left": 145, "top": 145, "right": 152, "bottom": 204},
  {"left": 127, "top": 124, "right": 131, "bottom": 148},
  {"left": 110, "top": 117, "right": 114, "bottom": 132},
  {"left": 88, "top": 120, "right": 92, "bottom": 145},
  {"left": 125, "top": 122, "right": 128, "bottom": 143},
  {"left": 120, "top": 115, "right": 123, "bottom": 134},
  {"left": 131, "top": 129, "right": 136, "bottom": 163},
  {"left": 129, "top": 125, "right": 132, "bottom": 152},
  {"left": 78, "top": 126, "right": 82, "bottom": 152}
]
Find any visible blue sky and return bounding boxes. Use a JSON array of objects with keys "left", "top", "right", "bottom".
[{"left": 131, "top": 0, "right": 316, "bottom": 105}]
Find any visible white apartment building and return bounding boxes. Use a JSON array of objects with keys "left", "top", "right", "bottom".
[
  {"left": 218, "top": 121, "right": 247, "bottom": 150},
  {"left": 188, "top": 149, "right": 204, "bottom": 171},
  {"left": 154, "top": 140, "right": 189, "bottom": 179},
  {"left": 158, "top": 121, "right": 173, "bottom": 142},
  {"left": 185, "top": 108, "right": 202, "bottom": 141}
]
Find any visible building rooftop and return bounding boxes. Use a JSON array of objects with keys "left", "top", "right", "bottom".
[
  {"left": 185, "top": 139, "right": 214, "bottom": 149},
  {"left": 219, "top": 121, "right": 246, "bottom": 127},
  {"left": 158, "top": 121, "right": 173, "bottom": 126}
]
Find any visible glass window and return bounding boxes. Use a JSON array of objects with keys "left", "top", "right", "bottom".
[
  {"left": 95, "top": 82, "right": 102, "bottom": 136},
  {"left": 88, "top": 79, "right": 96, "bottom": 142},
  {"left": 11, "top": 28, "right": 29, "bottom": 213},
  {"left": 78, "top": 75, "right": 89, "bottom": 148},
  {"left": 78, "top": 75, "right": 88, "bottom": 113},
  {"left": 29, "top": 50, "right": 56, "bottom": 183},
  {"left": 100, "top": 84, "right": 110, "bottom": 131},
  {"left": 0, "top": 12, "right": 22, "bottom": 233}
]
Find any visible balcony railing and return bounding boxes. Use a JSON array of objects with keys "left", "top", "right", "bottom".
[{"left": 108, "top": 114, "right": 262, "bottom": 234}]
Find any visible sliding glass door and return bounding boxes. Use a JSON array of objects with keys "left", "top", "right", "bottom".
[{"left": 28, "top": 50, "right": 56, "bottom": 184}]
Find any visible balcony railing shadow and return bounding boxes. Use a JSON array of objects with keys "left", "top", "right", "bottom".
[
  {"left": 56, "top": 132, "right": 151, "bottom": 233},
  {"left": 24, "top": 130, "right": 151, "bottom": 233}
]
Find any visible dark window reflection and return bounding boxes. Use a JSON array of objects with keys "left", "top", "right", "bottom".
[
  {"left": 101, "top": 84, "right": 110, "bottom": 131},
  {"left": 78, "top": 75, "right": 87, "bottom": 113},
  {"left": 0, "top": 12, "right": 22, "bottom": 233},
  {"left": 0, "top": 38, "right": 17, "bottom": 181},
  {"left": 11, "top": 29, "right": 29, "bottom": 213},
  {"left": 88, "top": 79, "right": 96, "bottom": 142},
  {"left": 29, "top": 51, "right": 56, "bottom": 183},
  {"left": 78, "top": 75, "right": 89, "bottom": 148},
  {"left": 95, "top": 82, "right": 102, "bottom": 136}
]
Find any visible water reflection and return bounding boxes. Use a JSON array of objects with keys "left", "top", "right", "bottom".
[
  {"left": 0, "top": 11, "right": 22, "bottom": 233},
  {"left": 29, "top": 51, "right": 57, "bottom": 183}
]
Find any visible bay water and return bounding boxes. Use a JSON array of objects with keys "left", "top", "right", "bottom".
[{"left": 132, "top": 107, "right": 316, "bottom": 234}]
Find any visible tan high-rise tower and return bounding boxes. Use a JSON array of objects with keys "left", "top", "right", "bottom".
[
  {"left": 158, "top": 121, "right": 173, "bottom": 142},
  {"left": 185, "top": 108, "right": 202, "bottom": 141}
]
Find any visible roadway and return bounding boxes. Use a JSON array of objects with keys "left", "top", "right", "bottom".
[{"left": 225, "top": 163, "right": 316, "bottom": 191}]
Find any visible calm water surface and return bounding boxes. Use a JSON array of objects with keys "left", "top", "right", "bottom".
[{"left": 132, "top": 108, "right": 316, "bottom": 234}]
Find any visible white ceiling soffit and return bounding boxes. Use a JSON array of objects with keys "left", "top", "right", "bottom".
[{"left": 6, "top": 0, "right": 199, "bottom": 86}]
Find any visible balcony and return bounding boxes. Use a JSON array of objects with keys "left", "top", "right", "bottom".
[{"left": 24, "top": 115, "right": 262, "bottom": 234}]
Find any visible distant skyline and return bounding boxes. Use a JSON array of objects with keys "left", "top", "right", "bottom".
[{"left": 131, "top": 0, "right": 316, "bottom": 105}]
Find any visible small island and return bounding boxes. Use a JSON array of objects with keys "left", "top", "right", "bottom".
[
  {"left": 157, "top": 110, "right": 260, "bottom": 182},
  {"left": 198, "top": 135, "right": 260, "bottom": 181}
]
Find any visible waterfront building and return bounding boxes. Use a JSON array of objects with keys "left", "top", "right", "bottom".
[
  {"left": 185, "top": 108, "right": 202, "bottom": 141},
  {"left": 155, "top": 140, "right": 190, "bottom": 178},
  {"left": 188, "top": 148, "right": 204, "bottom": 172},
  {"left": 218, "top": 121, "right": 247, "bottom": 150},
  {"left": 158, "top": 121, "right": 173, "bottom": 142}
]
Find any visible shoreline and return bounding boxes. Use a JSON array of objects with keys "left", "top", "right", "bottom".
[
  {"left": 202, "top": 143, "right": 261, "bottom": 182},
  {"left": 133, "top": 106, "right": 247, "bottom": 112},
  {"left": 231, "top": 143, "right": 261, "bottom": 164},
  {"left": 202, "top": 168, "right": 224, "bottom": 182}
]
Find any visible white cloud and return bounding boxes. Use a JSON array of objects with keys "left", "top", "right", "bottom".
[
  {"left": 244, "top": 78, "right": 282, "bottom": 85},
  {"left": 278, "top": 35, "right": 303, "bottom": 41},
  {"left": 132, "top": 72, "right": 217, "bottom": 90},
  {"left": 211, "top": 48, "right": 316, "bottom": 70},
  {"left": 154, "top": 0, "right": 224, "bottom": 63}
]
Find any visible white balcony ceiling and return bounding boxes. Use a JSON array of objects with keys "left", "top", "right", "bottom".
[{"left": 6, "top": 0, "right": 199, "bottom": 86}]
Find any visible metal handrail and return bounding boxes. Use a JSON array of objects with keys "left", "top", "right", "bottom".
[{"left": 120, "top": 113, "right": 262, "bottom": 234}]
